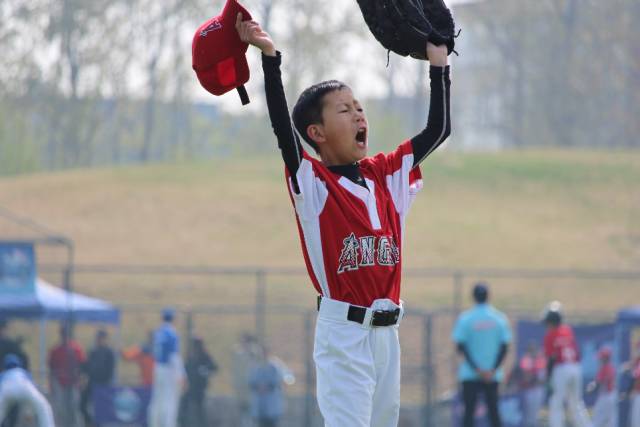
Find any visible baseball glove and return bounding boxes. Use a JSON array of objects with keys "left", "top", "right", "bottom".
[{"left": 356, "top": 0, "right": 458, "bottom": 61}]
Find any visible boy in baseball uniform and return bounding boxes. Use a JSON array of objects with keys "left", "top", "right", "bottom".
[
  {"left": 236, "top": 12, "right": 451, "bottom": 427},
  {"left": 590, "top": 346, "right": 617, "bottom": 427},
  {"left": 543, "top": 302, "right": 592, "bottom": 427},
  {"left": 0, "top": 354, "right": 54, "bottom": 427}
]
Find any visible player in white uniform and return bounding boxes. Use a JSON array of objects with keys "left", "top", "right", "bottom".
[
  {"left": 0, "top": 354, "right": 54, "bottom": 427},
  {"left": 147, "top": 308, "right": 185, "bottom": 427}
]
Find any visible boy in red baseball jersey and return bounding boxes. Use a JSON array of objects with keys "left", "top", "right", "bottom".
[
  {"left": 236, "top": 13, "right": 451, "bottom": 427},
  {"left": 542, "top": 302, "right": 592, "bottom": 427},
  {"left": 590, "top": 346, "right": 617, "bottom": 427}
]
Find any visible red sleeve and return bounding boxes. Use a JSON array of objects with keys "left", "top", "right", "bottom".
[
  {"left": 364, "top": 140, "right": 419, "bottom": 178},
  {"left": 543, "top": 332, "right": 554, "bottom": 358}
]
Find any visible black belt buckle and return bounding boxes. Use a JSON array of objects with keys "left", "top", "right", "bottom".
[{"left": 371, "top": 308, "right": 401, "bottom": 327}]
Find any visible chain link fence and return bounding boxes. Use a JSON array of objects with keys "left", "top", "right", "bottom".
[{"left": 9, "top": 263, "right": 636, "bottom": 426}]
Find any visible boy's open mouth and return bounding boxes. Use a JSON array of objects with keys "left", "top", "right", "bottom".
[{"left": 356, "top": 128, "right": 367, "bottom": 146}]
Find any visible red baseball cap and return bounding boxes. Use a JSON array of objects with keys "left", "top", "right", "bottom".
[
  {"left": 192, "top": 0, "right": 252, "bottom": 105},
  {"left": 598, "top": 346, "right": 612, "bottom": 360}
]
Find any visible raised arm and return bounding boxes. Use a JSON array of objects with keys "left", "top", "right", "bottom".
[
  {"left": 235, "top": 14, "right": 304, "bottom": 192},
  {"left": 411, "top": 43, "right": 451, "bottom": 168}
]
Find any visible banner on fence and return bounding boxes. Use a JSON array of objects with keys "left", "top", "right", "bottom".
[
  {"left": 93, "top": 386, "right": 151, "bottom": 425},
  {"left": 0, "top": 241, "right": 36, "bottom": 295}
]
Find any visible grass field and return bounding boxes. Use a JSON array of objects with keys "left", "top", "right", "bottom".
[
  {"left": 1, "top": 149, "right": 639, "bottom": 270},
  {"left": 1, "top": 148, "right": 639, "bottom": 399}
]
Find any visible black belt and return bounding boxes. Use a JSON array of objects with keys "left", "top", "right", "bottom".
[{"left": 317, "top": 296, "right": 401, "bottom": 327}]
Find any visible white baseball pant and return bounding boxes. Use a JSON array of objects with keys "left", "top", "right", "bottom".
[
  {"left": 0, "top": 371, "right": 54, "bottom": 427},
  {"left": 631, "top": 393, "right": 640, "bottom": 427},
  {"left": 549, "top": 362, "right": 592, "bottom": 427},
  {"left": 148, "top": 357, "right": 184, "bottom": 427},
  {"left": 592, "top": 391, "right": 617, "bottom": 427},
  {"left": 314, "top": 297, "right": 403, "bottom": 427},
  {"left": 522, "top": 386, "right": 544, "bottom": 427}
]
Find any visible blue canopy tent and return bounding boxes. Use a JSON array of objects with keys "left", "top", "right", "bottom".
[{"left": 0, "top": 278, "right": 121, "bottom": 384}]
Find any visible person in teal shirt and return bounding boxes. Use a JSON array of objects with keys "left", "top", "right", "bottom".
[{"left": 452, "top": 282, "right": 512, "bottom": 427}]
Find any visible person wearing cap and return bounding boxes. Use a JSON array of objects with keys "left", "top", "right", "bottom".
[
  {"left": 452, "top": 282, "right": 512, "bottom": 427},
  {"left": 0, "top": 354, "right": 54, "bottom": 427},
  {"left": 0, "top": 319, "right": 30, "bottom": 427},
  {"left": 248, "top": 345, "right": 294, "bottom": 427},
  {"left": 80, "top": 329, "right": 115, "bottom": 427},
  {"left": 147, "top": 308, "right": 185, "bottom": 427},
  {"left": 48, "top": 323, "right": 86, "bottom": 427},
  {"left": 542, "top": 301, "right": 592, "bottom": 427},
  {"left": 588, "top": 346, "right": 617, "bottom": 427},
  {"left": 232, "top": 333, "right": 262, "bottom": 427}
]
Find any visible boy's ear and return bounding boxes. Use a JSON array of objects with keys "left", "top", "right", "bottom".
[{"left": 306, "top": 124, "right": 326, "bottom": 145}]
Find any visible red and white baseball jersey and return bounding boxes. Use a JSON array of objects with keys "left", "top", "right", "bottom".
[
  {"left": 596, "top": 362, "right": 616, "bottom": 393},
  {"left": 633, "top": 359, "right": 640, "bottom": 392},
  {"left": 544, "top": 324, "right": 580, "bottom": 363},
  {"left": 519, "top": 353, "right": 546, "bottom": 387},
  {"left": 286, "top": 140, "right": 422, "bottom": 307}
]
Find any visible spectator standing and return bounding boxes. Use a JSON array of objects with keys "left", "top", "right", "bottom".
[
  {"left": 248, "top": 346, "right": 290, "bottom": 427},
  {"left": 452, "top": 282, "right": 512, "bottom": 427},
  {"left": 80, "top": 329, "right": 115, "bottom": 427},
  {"left": 517, "top": 341, "right": 546, "bottom": 427},
  {"left": 121, "top": 330, "right": 155, "bottom": 387},
  {"left": 48, "top": 323, "right": 85, "bottom": 427},
  {"left": 0, "top": 354, "right": 54, "bottom": 427},
  {"left": 148, "top": 308, "right": 185, "bottom": 427},
  {"left": 590, "top": 346, "right": 617, "bottom": 427},
  {"left": 180, "top": 337, "right": 218, "bottom": 427},
  {"left": 542, "top": 301, "right": 591, "bottom": 427},
  {"left": 232, "top": 333, "right": 261, "bottom": 427}
]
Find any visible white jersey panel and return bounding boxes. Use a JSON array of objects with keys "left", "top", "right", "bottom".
[
  {"left": 337, "top": 176, "right": 382, "bottom": 230},
  {"left": 296, "top": 215, "right": 331, "bottom": 298},
  {"left": 385, "top": 153, "right": 422, "bottom": 217},
  {"left": 289, "top": 158, "right": 330, "bottom": 297},
  {"left": 290, "top": 158, "right": 329, "bottom": 220}
]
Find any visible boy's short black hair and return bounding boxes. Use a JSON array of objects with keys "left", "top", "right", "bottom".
[{"left": 292, "top": 80, "right": 349, "bottom": 153}]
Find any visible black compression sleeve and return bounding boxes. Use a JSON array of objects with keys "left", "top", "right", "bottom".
[
  {"left": 457, "top": 343, "right": 479, "bottom": 371},
  {"left": 411, "top": 66, "right": 451, "bottom": 168},
  {"left": 493, "top": 343, "right": 508, "bottom": 370},
  {"left": 262, "top": 51, "right": 304, "bottom": 192},
  {"left": 547, "top": 357, "right": 555, "bottom": 379}
]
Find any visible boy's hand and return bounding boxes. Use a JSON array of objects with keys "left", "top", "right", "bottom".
[
  {"left": 235, "top": 13, "right": 276, "bottom": 57},
  {"left": 426, "top": 42, "right": 448, "bottom": 67}
]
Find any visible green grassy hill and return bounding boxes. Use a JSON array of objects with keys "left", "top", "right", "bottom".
[{"left": 2, "top": 149, "right": 638, "bottom": 270}]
